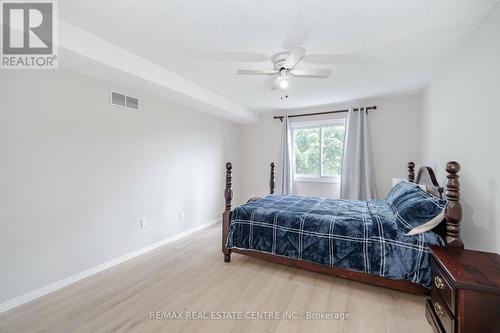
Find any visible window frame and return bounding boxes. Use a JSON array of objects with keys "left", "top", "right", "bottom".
[{"left": 291, "top": 118, "right": 346, "bottom": 184}]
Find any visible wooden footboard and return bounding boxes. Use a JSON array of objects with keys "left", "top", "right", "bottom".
[{"left": 222, "top": 162, "right": 274, "bottom": 263}]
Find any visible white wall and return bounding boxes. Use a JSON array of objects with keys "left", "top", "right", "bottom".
[
  {"left": 421, "top": 2, "right": 500, "bottom": 253},
  {"left": 0, "top": 69, "right": 241, "bottom": 304},
  {"left": 238, "top": 94, "right": 422, "bottom": 201}
]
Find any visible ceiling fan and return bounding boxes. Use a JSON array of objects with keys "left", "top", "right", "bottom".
[{"left": 236, "top": 47, "right": 331, "bottom": 98}]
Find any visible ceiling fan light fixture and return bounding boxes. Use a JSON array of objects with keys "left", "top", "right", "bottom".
[{"left": 279, "top": 79, "right": 289, "bottom": 90}]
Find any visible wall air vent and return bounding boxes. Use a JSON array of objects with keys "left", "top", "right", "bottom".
[{"left": 110, "top": 91, "right": 139, "bottom": 111}]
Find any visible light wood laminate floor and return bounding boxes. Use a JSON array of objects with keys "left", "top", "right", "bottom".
[{"left": 0, "top": 224, "right": 432, "bottom": 333}]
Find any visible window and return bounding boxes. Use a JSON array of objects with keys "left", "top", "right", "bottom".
[{"left": 292, "top": 120, "right": 345, "bottom": 183}]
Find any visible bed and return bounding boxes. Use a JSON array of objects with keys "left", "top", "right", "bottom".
[{"left": 221, "top": 161, "right": 463, "bottom": 295}]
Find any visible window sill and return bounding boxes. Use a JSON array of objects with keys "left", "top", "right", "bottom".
[{"left": 295, "top": 177, "right": 340, "bottom": 184}]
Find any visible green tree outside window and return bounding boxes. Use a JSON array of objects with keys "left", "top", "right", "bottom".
[{"left": 293, "top": 123, "right": 345, "bottom": 178}]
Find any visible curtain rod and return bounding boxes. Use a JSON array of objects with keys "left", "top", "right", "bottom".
[{"left": 273, "top": 105, "right": 377, "bottom": 122}]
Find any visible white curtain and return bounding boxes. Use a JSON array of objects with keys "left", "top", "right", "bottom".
[
  {"left": 280, "top": 115, "right": 295, "bottom": 195},
  {"left": 340, "top": 107, "right": 377, "bottom": 200}
]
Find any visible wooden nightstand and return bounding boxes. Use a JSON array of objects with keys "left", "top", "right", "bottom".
[{"left": 426, "top": 246, "right": 500, "bottom": 333}]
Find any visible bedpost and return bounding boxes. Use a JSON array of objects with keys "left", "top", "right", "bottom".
[
  {"left": 408, "top": 161, "right": 415, "bottom": 182},
  {"left": 270, "top": 162, "right": 275, "bottom": 194},
  {"left": 222, "top": 162, "right": 233, "bottom": 262},
  {"left": 444, "top": 161, "right": 464, "bottom": 248}
]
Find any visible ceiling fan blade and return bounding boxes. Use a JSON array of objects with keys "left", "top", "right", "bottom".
[
  {"left": 303, "top": 54, "right": 377, "bottom": 65},
  {"left": 190, "top": 51, "right": 268, "bottom": 62},
  {"left": 290, "top": 68, "right": 331, "bottom": 77},
  {"left": 283, "top": 46, "right": 305, "bottom": 69},
  {"left": 237, "top": 69, "right": 277, "bottom": 75}
]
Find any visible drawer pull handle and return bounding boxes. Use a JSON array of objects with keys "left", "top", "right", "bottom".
[
  {"left": 434, "top": 276, "right": 445, "bottom": 289},
  {"left": 433, "top": 302, "right": 444, "bottom": 317}
]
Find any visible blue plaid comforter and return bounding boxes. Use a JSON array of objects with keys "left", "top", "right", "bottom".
[{"left": 226, "top": 195, "right": 445, "bottom": 288}]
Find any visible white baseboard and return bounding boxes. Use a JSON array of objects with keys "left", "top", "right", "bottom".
[{"left": 0, "top": 219, "right": 220, "bottom": 314}]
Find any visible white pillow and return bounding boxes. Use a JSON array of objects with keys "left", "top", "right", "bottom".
[{"left": 405, "top": 208, "right": 445, "bottom": 236}]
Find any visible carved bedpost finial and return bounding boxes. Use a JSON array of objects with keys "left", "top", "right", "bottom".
[
  {"left": 445, "top": 161, "right": 464, "bottom": 248},
  {"left": 224, "top": 162, "right": 233, "bottom": 212},
  {"left": 270, "top": 162, "right": 275, "bottom": 194},
  {"left": 408, "top": 161, "right": 415, "bottom": 183}
]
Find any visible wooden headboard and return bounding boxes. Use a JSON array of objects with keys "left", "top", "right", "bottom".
[{"left": 407, "top": 161, "right": 464, "bottom": 248}]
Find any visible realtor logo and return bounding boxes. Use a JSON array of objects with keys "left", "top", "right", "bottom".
[{"left": 1, "top": 0, "right": 58, "bottom": 69}]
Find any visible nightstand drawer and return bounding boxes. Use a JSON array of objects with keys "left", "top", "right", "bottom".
[
  {"left": 425, "top": 300, "right": 445, "bottom": 333},
  {"left": 431, "top": 287, "right": 455, "bottom": 333},
  {"left": 432, "top": 259, "right": 454, "bottom": 314}
]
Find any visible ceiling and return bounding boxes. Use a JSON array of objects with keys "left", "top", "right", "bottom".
[{"left": 59, "top": 0, "right": 498, "bottom": 116}]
